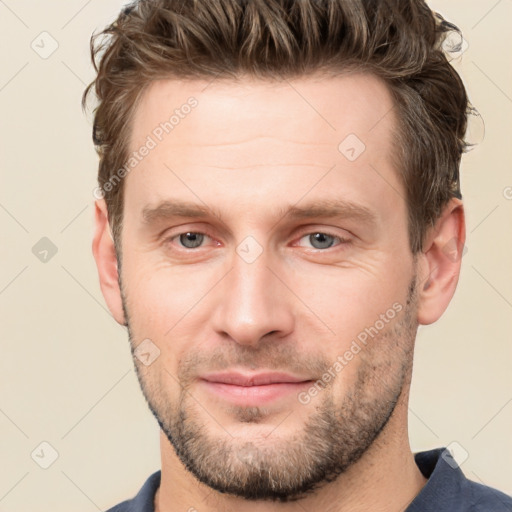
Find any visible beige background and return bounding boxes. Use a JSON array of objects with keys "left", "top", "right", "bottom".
[{"left": 0, "top": 1, "right": 511, "bottom": 510}]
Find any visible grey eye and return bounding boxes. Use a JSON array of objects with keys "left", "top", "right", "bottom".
[
  {"left": 308, "top": 233, "right": 336, "bottom": 249},
  {"left": 179, "top": 232, "right": 205, "bottom": 249}
]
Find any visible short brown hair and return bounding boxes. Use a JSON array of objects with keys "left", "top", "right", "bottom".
[{"left": 82, "top": 0, "right": 470, "bottom": 254}]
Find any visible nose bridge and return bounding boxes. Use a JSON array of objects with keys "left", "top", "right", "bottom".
[{"left": 211, "top": 242, "right": 294, "bottom": 346}]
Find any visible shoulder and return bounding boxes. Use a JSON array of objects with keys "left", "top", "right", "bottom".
[
  {"left": 105, "top": 501, "right": 131, "bottom": 512},
  {"left": 409, "top": 448, "right": 512, "bottom": 512},
  {"left": 465, "top": 480, "right": 512, "bottom": 511},
  {"left": 104, "top": 470, "right": 161, "bottom": 512}
]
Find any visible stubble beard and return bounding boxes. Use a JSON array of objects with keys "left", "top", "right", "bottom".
[{"left": 121, "top": 275, "right": 418, "bottom": 502}]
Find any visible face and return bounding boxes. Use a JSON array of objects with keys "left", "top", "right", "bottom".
[{"left": 118, "top": 72, "right": 419, "bottom": 501}]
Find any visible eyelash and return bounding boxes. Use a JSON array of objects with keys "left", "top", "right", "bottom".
[{"left": 163, "top": 229, "right": 351, "bottom": 251}]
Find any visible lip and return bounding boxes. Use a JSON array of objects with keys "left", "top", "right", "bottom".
[
  {"left": 198, "top": 371, "right": 313, "bottom": 406},
  {"left": 200, "top": 371, "right": 311, "bottom": 386}
]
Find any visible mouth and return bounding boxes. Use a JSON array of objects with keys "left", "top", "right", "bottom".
[{"left": 198, "top": 371, "right": 314, "bottom": 406}]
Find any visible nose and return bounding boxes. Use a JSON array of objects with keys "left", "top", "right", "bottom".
[{"left": 210, "top": 247, "right": 295, "bottom": 348}]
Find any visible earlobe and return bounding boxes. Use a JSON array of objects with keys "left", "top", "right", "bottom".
[
  {"left": 416, "top": 198, "right": 466, "bottom": 325},
  {"left": 92, "top": 199, "right": 127, "bottom": 326}
]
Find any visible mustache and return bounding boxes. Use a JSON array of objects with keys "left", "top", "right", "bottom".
[{"left": 176, "top": 343, "right": 332, "bottom": 382}]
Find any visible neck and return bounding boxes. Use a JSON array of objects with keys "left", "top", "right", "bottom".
[{"left": 155, "top": 396, "right": 427, "bottom": 512}]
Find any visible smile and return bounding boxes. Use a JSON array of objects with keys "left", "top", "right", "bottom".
[{"left": 199, "top": 371, "right": 314, "bottom": 406}]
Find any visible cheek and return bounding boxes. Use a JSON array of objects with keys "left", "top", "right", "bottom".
[
  {"left": 122, "top": 258, "right": 210, "bottom": 331},
  {"left": 121, "top": 261, "right": 217, "bottom": 373},
  {"left": 294, "top": 263, "right": 409, "bottom": 340}
]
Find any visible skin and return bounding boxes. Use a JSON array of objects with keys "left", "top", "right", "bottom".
[{"left": 93, "top": 72, "right": 465, "bottom": 511}]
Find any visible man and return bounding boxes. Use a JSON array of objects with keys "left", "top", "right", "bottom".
[{"left": 83, "top": 0, "right": 512, "bottom": 510}]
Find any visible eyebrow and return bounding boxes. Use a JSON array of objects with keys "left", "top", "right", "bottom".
[{"left": 141, "top": 198, "right": 377, "bottom": 226}]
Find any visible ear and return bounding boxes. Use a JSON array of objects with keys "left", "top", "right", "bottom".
[
  {"left": 92, "top": 199, "right": 126, "bottom": 326},
  {"left": 416, "top": 198, "right": 466, "bottom": 325}
]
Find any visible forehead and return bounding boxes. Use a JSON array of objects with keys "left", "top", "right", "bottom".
[
  {"left": 124, "top": 72, "right": 403, "bottom": 223},
  {"left": 130, "top": 71, "right": 397, "bottom": 153}
]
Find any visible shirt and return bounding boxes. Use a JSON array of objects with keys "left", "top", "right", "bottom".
[{"left": 105, "top": 447, "right": 512, "bottom": 511}]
